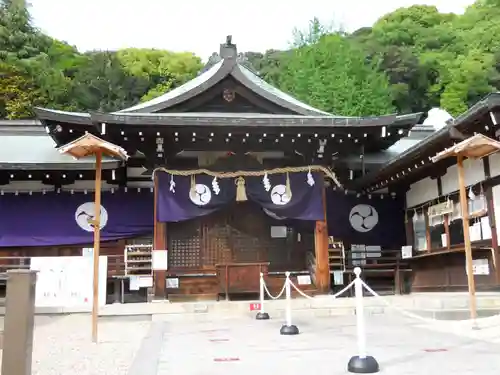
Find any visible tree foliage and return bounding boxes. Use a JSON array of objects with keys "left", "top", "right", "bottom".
[
  {"left": 2, "top": 0, "right": 500, "bottom": 119},
  {"left": 277, "top": 27, "right": 394, "bottom": 116}
]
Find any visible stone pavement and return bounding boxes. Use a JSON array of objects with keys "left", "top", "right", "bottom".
[{"left": 13, "top": 312, "right": 500, "bottom": 375}]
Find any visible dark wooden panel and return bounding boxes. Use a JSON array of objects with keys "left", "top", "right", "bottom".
[
  {"left": 411, "top": 249, "right": 497, "bottom": 291},
  {"left": 167, "top": 202, "right": 309, "bottom": 273},
  {"left": 168, "top": 220, "right": 202, "bottom": 269}
]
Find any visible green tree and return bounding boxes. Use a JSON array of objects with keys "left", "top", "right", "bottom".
[
  {"left": 70, "top": 51, "right": 151, "bottom": 112},
  {"left": 277, "top": 22, "right": 394, "bottom": 116},
  {"left": 0, "top": 61, "right": 41, "bottom": 118},
  {"left": 116, "top": 49, "right": 202, "bottom": 102},
  {"left": 0, "top": 0, "right": 50, "bottom": 60}
]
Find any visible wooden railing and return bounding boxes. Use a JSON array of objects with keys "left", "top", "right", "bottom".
[
  {"left": 345, "top": 249, "right": 411, "bottom": 294},
  {"left": 346, "top": 249, "right": 408, "bottom": 269},
  {"left": 0, "top": 255, "right": 126, "bottom": 280}
]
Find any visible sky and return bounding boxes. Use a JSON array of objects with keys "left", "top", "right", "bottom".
[{"left": 29, "top": 0, "right": 475, "bottom": 60}]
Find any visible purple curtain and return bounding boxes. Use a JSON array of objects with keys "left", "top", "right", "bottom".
[
  {"left": 156, "top": 172, "right": 324, "bottom": 222},
  {"left": 326, "top": 190, "right": 406, "bottom": 248},
  {"left": 0, "top": 191, "right": 154, "bottom": 247}
]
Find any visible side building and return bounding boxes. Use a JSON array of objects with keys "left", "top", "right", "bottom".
[{"left": 349, "top": 94, "right": 500, "bottom": 291}]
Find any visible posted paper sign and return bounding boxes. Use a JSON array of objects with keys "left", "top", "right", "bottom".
[
  {"left": 30, "top": 256, "right": 107, "bottom": 309},
  {"left": 152, "top": 250, "right": 168, "bottom": 270},
  {"left": 466, "top": 258, "right": 490, "bottom": 275},
  {"left": 401, "top": 246, "right": 413, "bottom": 259},
  {"left": 297, "top": 275, "right": 312, "bottom": 285}
]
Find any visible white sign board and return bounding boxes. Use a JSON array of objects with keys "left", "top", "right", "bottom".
[
  {"left": 297, "top": 275, "right": 311, "bottom": 285},
  {"left": 82, "top": 248, "right": 93, "bottom": 257},
  {"left": 332, "top": 270, "right": 344, "bottom": 285},
  {"left": 166, "top": 278, "right": 179, "bottom": 289},
  {"left": 401, "top": 246, "right": 413, "bottom": 259},
  {"left": 366, "top": 245, "right": 381, "bottom": 258},
  {"left": 466, "top": 258, "right": 490, "bottom": 276},
  {"left": 152, "top": 250, "right": 168, "bottom": 271},
  {"left": 30, "top": 256, "right": 107, "bottom": 309}
]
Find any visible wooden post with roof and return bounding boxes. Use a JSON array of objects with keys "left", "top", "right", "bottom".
[
  {"left": 431, "top": 134, "right": 500, "bottom": 322},
  {"left": 58, "top": 133, "right": 128, "bottom": 342}
]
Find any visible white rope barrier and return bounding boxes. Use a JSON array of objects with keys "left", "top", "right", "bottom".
[
  {"left": 288, "top": 277, "right": 355, "bottom": 300},
  {"left": 348, "top": 267, "right": 379, "bottom": 373},
  {"left": 263, "top": 279, "right": 286, "bottom": 300}
]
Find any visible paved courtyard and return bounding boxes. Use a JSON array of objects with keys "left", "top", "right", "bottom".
[{"left": 5, "top": 312, "right": 500, "bottom": 375}]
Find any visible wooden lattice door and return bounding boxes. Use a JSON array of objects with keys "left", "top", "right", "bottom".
[
  {"left": 226, "top": 203, "right": 267, "bottom": 263},
  {"left": 201, "top": 210, "right": 232, "bottom": 267}
]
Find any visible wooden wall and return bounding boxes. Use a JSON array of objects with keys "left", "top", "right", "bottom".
[
  {"left": 165, "top": 202, "right": 313, "bottom": 299},
  {"left": 405, "top": 153, "right": 500, "bottom": 291},
  {"left": 411, "top": 248, "right": 496, "bottom": 291}
]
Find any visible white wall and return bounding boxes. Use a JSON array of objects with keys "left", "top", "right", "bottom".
[
  {"left": 493, "top": 185, "right": 500, "bottom": 240},
  {"left": 489, "top": 153, "right": 500, "bottom": 178},
  {"left": 406, "top": 177, "right": 439, "bottom": 208},
  {"left": 441, "top": 158, "right": 485, "bottom": 195},
  {"left": 407, "top": 156, "right": 490, "bottom": 209}
]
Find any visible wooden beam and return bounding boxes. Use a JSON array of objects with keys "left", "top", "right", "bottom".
[
  {"left": 457, "top": 154, "right": 477, "bottom": 321},
  {"left": 314, "top": 182, "right": 330, "bottom": 294},
  {"left": 91, "top": 151, "right": 102, "bottom": 343},
  {"left": 153, "top": 173, "right": 167, "bottom": 299},
  {"left": 483, "top": 155, "right": 500, "bottom": 284}
]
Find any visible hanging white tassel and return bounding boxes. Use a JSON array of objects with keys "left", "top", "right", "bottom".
[
  {"left": 212, "top": 176, "right": 220, "bottom": 195},
  {"left": 412, "top": 209, "right": 419, "bottom": 223},
  {"left": 306, "top": 167, "right": 315, "bottom": 186},
  {"left": 263, "top": 172, "right": 271, "bottom": 192},
  {"left": 468, "top": 186, "right": 475, "bottom": 200},
  {"left": 169, "top": 174, "right": 176, "bottom": 193}
]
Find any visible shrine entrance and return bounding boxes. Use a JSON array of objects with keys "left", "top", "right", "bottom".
[{"left": 168, "top": 202, "right": 310, "bottom": 273}]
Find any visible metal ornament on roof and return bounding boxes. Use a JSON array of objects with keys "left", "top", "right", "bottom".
[{"left": 222, "top": 88, "right": 235, "bottom": 102}]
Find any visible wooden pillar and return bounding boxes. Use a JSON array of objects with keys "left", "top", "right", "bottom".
[
  {"left": 457, "top": 154, "right": 477, "bottom": 321},
  {"left": 484, "top": 187, "right": 500, "bottom": 283},
  {"left": 314, "top": 182, "right": 330, "bottom": 294},
  {"left": 91, "top": 151, "right": 102, "bottom": 343},
  {"left": 153, "top": 173, "right": 167, "bottom": 299},
  {"left": 483, "top": 156, "right": 500, "bottom": 284}
]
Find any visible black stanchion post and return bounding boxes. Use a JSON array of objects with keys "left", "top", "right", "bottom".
[
  {"left": 280, "top": 272, "right": 299, "bottom": 335},
  {"left": 256, "top": 272, "right": 270, "bottom": 320},
  {"left": 347, "top": 267, "right": 379, "bottom": 373}
]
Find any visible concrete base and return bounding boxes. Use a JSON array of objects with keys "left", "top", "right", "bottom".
[
  {"left": 280, "top": 324, "right": 299, "bottom": 335},
  {"left": 255, "top": 312, "right": 270, "bottom": 320},
  {"left": 3, "top": 292, "right": 500, "bottom": 320},
  {"left": 347, "top": 355, "right": 379, "bottom": 373}
]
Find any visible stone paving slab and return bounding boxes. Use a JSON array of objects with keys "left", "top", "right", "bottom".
[
  {"left": 151, "top": 314, "right": 500, "bottom": 375},
  {"left": 4, "top": 311, "right": 500, "bottom": 375}
]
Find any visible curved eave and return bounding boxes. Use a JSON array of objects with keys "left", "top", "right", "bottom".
[
  {"left": 89, "top": 112, "right": 422, "bottom": 129},
  {"left": 33, "top": 107, "right": 94, "bottom": 125},
  {"left": 231, "top": 64, "right": 331, "bottom": 116},
  {"left": 117, "top": 59, "right": 233, "bottom": 114},
  {"left": 0, "top": 161, "right": 121, "bottom": 170},
  {"left": 116, "top": 56, "right": 334, "bottom": 116}
]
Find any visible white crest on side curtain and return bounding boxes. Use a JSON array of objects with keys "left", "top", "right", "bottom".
[
  {"left": 169, "top": 174, "right": 176, "bottom": 193},
  {"left": 212, "top": 177, "right": 220, "bottom": 195}
]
